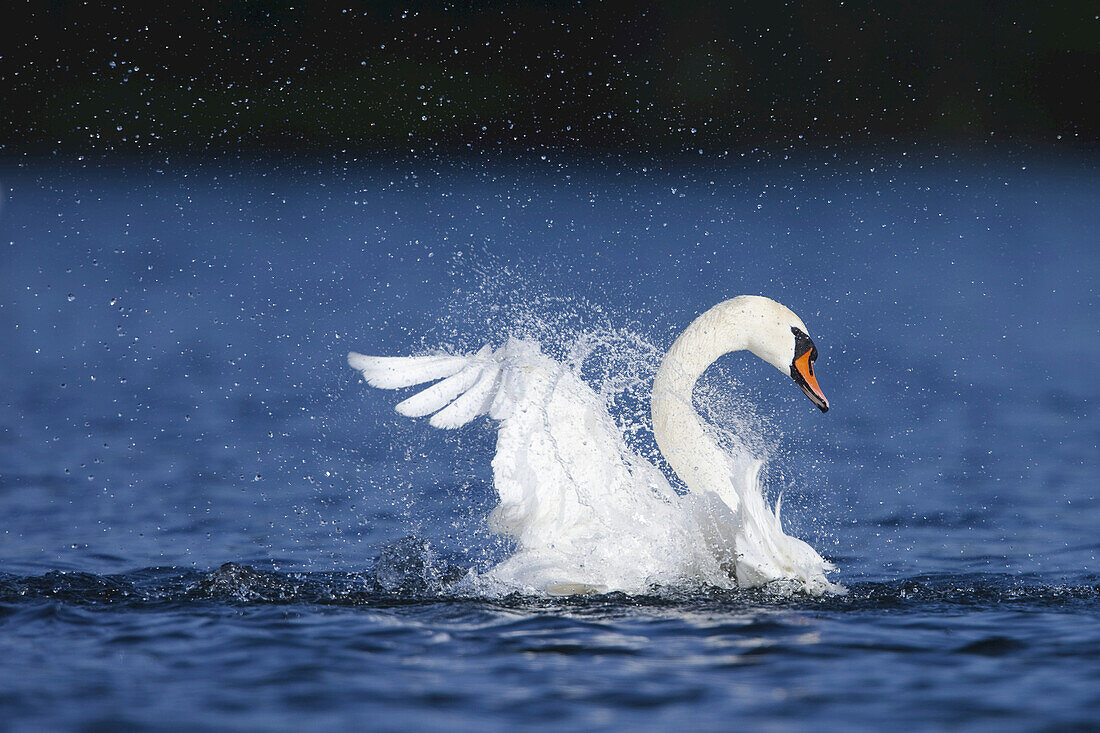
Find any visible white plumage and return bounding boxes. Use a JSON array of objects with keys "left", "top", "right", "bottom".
[{"left": 349, "top": 296, "right": 839, "bottom": 595}]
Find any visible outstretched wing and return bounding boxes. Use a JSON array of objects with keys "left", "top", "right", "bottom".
[
  {"left": 348, "top": 345, "right": 503, "bottom": 430},
  {"left": 348, "top": 338, "right": 697, "bottom": 590}
]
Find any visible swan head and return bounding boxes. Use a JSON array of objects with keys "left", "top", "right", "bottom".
[{"left": 723, "top": 296, "right": 830, "bottom": 413}]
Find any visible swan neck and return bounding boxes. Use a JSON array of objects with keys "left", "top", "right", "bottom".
[{"left": 650, "top": 304, "right": 751, "bottom": 496}]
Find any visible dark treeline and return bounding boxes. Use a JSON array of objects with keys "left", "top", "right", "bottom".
[{"left": 2, "top": 1, "right": 1095, "bottom": 155}]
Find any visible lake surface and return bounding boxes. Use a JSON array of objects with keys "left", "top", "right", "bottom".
[{"left": 1, "top": 150, "right": 1097, "bottom": 730}]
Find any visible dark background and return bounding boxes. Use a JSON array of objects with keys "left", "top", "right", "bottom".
[{"left": 2, "top": 1, "right": 1095, "bottom": 156}]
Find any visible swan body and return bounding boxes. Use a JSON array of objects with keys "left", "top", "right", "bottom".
[{"left": 348, "top": 296, "right": 837, "bottom": 595}]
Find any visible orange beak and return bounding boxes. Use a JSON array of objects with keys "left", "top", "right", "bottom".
[{"left": 793, "top": 350, "right": 829, "bottom": 413}]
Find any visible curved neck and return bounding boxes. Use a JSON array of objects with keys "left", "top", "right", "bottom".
[{"left": 650, "top": 302, "right": 753, "bottom": 505}]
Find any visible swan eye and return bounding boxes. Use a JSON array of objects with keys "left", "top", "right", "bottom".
[{"left": 790, "top": 327, "right": 816, "bottom": 367}]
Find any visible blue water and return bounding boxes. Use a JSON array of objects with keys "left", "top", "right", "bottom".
[{"left": 1, "top": 151, "right": 1097, "bottom": 730}]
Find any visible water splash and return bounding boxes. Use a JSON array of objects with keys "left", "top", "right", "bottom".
[{"left": 339, "top": 252, "right": 827, "bottom": 595}]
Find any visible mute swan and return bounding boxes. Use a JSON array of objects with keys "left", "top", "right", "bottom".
[{"left": 348, "top": 296, "right": 837, "bottom": 595}]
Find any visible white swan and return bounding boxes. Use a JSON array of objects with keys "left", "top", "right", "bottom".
[{"left": 348, "top": 296, "right": 837, "bottom": 595}]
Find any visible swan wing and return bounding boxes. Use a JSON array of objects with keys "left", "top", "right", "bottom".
[
  {"left": 347, "top": 344, "right": 512, "bottom": 426},
  {"left": 348, "top": 338, "right": 696, "bottom": 590}
]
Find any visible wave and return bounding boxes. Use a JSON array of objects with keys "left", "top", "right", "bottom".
[{"left": 2, "top": 549, "right": 1096, "bottom": 613}]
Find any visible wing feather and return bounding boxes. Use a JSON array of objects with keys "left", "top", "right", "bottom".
[
  {"left": 348, "top": 345, "right": 499, "bottom": 428},
  {"left": 395, "top": 362, "right": 484, "bottom": 418},
  {"left": 429, "top": 363, "right": 501, "bottom": 429},
  {"left": 347, "top": 352, "right": 467, "bottom": 389}
]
